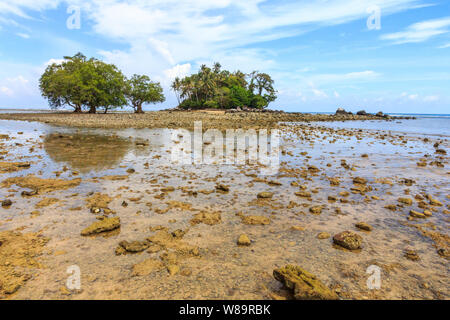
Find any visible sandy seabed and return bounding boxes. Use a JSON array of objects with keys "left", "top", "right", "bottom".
[{"left": 0, "top": 113, "right": 448, "bottom": 300}]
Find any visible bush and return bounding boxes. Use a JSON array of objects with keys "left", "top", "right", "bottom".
[
  {"left": 204, "top": 100, "right": 219, "bottom": 109},
  {"left": 230, "top": 85, "right": 251, "bottom": 108}
]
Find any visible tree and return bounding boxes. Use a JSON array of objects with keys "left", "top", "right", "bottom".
[
  {"left": 79, "top": 58, "right": 127, "bottom": 114},
  {"left": 125, "top": 74, "right": 165, "bottom": 113},
  {"left": 171, "top": 62, "right": 277, "bottom": 110},
  {"left": 39, "top": 53, "right": 87, "bottom": 113}
]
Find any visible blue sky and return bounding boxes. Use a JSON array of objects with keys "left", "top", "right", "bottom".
[{"left": 0, "top": 0, "right": 449, "bottom": 113}]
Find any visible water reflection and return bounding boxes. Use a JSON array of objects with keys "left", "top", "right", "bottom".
[{"left": 44, "top": 133, "right": 131, "bottom": 173}]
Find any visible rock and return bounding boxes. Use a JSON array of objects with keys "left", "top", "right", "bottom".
[
  {"left": 317, "top": 232, "right": 330, "bottom": 239},
  {"left": 21, "top": 190, "right": 38, "bottom": 197},
  {"left": 409, "top": 210, "right": 426, "bottom": 219},
  {"left": 356, "top": 110, "right": 367, "bottom": 116},
  {"left": 353, "top": 177, "right": 367, "bottom": 185},
  {"left": 351, "top": 184, "right": 368, "bottom": 194},
  {"left": 437, "top": 248, "right": 449, "bottom": 258},
  {"left": 309, "top": 206, "right": 322, "bottom": 215},
  {"left": 333, "top": 231, "right": 362, "bottom": 250},
  {"left": 423, "top": 210, "right": 433, "bottom": 217},
  {"left": 385, "top": 204, "right": 397, "bottom": 211},
  {"left": 435, "top": 149, "right": 446, "bottom": 155},
  {"left": 336, "top": 108, "right": 348, "bottom": 115},
  {"left": 398, "top": 197, "right": 413, "bottom": 206},
  {"left": 427, "top": 195, "right": 443, "bottom": 206},
  {"left": 131, "top": 258, "right": 164, "bottom": 276},
  {"left": 1, "top": 199, "right": 12, "bottom": 207},
  {"left": 167, "top": 264, "right": 180, "bottom": 276},
  {"left": 257, "top": 192, "right": 274, "bottom": 199},
  {"left": 81, "top": 217, "right": 120, "bottom": 236},
  {"left": 404, "top": 249, "right": 420, "bottom": 261},
  {"left": 240, "top": 215, "right": 271, "bottom": 225},
  {"left": 355, "top": 222, "right": 372, "bottom": 231},
  {"left": 216, "top": 184, "right": 230, "bottom": 192},
  {"left": 237, "top": 234, "right": 251, "bottom": 246},
  {"left": 329, "top": 178, "right": 340, "bottom": 186},
  {"left": 117, "top": 240, "right": 149, "bottom": 253},
  {"left": 273, "top": 265, "right": 338, "bottom": 300},
  {"left": 295, "top": 191, "right": 311, "bottom": 198},
  {"left": 190, "top": 211, "right": 221, "bottom": 225}
]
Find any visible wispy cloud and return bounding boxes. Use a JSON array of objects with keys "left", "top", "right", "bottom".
[{"left": 381, "top": 16, "right": 450, "bottom": 44}]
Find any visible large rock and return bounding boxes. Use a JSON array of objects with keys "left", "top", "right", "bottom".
[
  {"left": 273, "top": 265, "right": 338, "bottom": 300},
  {"left": 333, "top": 231, "right": 362, "bottom": 250},
  {"left": 335, "top": 108, "right": 348, "bottom": 115},
  {"left": 81, "top": 217, "right": 120, "bottom": 236}
]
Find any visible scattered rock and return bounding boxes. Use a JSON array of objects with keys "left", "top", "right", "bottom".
[
  {"left": 309, "top": 206, "right": 322, "bottom": 215},
  {"left": 131, "top": 258, "right": 164, "bottom": 276},
  {"left": 398, "top": 198, "right": 413, "bottom": 206},
  {"left": 317, "top": 232, "right": 330, "bottom": 239},
  {"left": 240, "top": 215, "right": 271, "bottom": 225},
  {"left": 355, "top": 222, "right": 373, "bottom": 231},
  {"left": 237, "top": 234, "right": 251, "bottom": 246},
  {"left": 409, "top": 210, "right": 426, "bottom": 219},
  {"left": 116, "top": 240, "right": 149, "bottom": 255},
  {"left": 1, "top": 199, "right": 12, "bottom": 207},
  {"left": 190, "top": 211, "right": 221, "bottom": 225},
  {"left": 81, "top": 217, "right": 120, "bottom": 236},
  {"left": 273, "top": 265, "right": 338, "bottom": 300},
  {"left": 333, "top": 231, "right": 362, "bottom": 250},
  {"left": 257, "top": 192, "right": 274, "bottom": 199},
  {"left": 215, "top": 184, "right": 230, "bottom": 192},
  {"left": 404, "top": 249, "right": 420, "bottom": 261}
]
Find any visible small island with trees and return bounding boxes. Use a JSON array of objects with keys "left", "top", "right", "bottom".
[{"left": 39, "top": 53, "right": 277, "bottom": 114}]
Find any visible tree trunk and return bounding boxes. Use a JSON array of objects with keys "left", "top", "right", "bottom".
[
  {"left": 88, "top": 106, "right": 96, "bottom": 114},
  {"left": 73, "top": 105, "right": 82, "bottom": 113},
  {"left": 135, "top": 104, "right": 144, "bottom": 114}
]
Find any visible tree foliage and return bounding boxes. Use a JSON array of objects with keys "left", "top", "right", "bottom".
[
  {"left": 171, "top": 63, "right": 277, "bottom": 109},
  {"left": 125, "top": 75, "right": 165, "bottom": 113},
  {"left": 39, "top": 53, "right": 164, "bottom": 114}
]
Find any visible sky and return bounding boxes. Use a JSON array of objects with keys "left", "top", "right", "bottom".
[{"left": 0, "top": 0, "right": 449, "bottom": 114}]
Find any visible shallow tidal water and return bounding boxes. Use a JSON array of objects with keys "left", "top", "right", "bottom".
[{"left": 0, "top": 118, "right": 448, "bottom": 300}]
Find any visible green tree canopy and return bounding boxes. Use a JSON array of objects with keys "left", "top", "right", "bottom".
[
  {"left": 39, "top": 53, "right": 88, "bottom": 113},
  {"left": 171, "top": 62, "right": 277, "bottom": 110},
  {"left": 39, "top": 52, "right": 163, "bottom": 114},
  {"left": 125, "top": 74, "right": 165, "bottom": 113}
]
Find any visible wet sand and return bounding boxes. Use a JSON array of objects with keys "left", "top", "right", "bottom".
[{"left": 0, "top": 117, "right": 448, "bottom": 300}]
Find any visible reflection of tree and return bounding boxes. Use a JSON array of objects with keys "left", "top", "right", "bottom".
[{"left": 44, "top": 133, "right": 131, "bottom": 173}]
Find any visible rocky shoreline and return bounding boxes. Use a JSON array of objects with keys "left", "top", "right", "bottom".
[{"left": 0, "top": 110, "right": 414, "bottom": 130}]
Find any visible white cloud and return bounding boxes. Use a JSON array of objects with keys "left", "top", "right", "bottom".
[
  {"left": 312, "top": 70, "right": 380, "bottom": 83},
  {"left": 0, "top": 86, "right": 13, "bottom": 96},
  {"left": 381, "top": 16, "right": 450, "bottom": 44},
  {"left": 311, "top": 88, "right": 328, "bottom": 98},
  {"left": 438, "top": 43, "right": 450, "bottom": 48},
  {"left": 16, "top": 32, "right": 30, "bottom": 38},
  {"left": 423, "top": 95, "right": 439, "bottom": 102},
  {"left": 163, "top": 64, "right": 191, "bottom": 82}
]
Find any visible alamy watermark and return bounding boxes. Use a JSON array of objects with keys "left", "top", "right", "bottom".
[
  {"left": 66, "top": 5, "right": 81, "bottom": 30},
  {"left": 170, "top": 121, "right": 280, "bottom": 175},
  {"left": 66, "top": 265, "right": 81, "bottom": 290},
  {"left": 366, "top": 265, "right": 381, "bottom": 290},
  {"left": 367, "top": 5, "right": 381, "bottom": 30}
]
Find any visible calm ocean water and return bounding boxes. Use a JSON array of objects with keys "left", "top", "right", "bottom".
[{"left": 310, "top": 113, "right": 450, "bottom": 138}]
